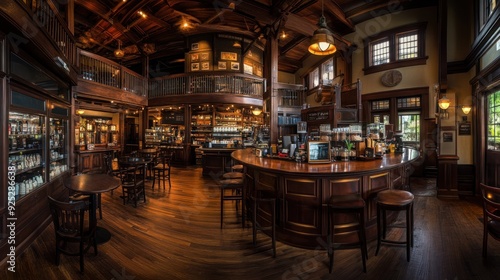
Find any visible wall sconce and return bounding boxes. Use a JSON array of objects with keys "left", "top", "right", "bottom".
[
  {"left": 252, "top": 107, "right": 262, "bottom": 116},
  {"left": 461, "top": 105, "right": 471, "bottom": 115},
  {"left": 437, "top": 91, "right": 450, "bottom": 119},
  {"left": 76, "top": 109, "right": 85, "bottom": 115}
]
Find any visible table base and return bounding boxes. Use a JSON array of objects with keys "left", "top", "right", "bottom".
[{"left": 95, "top": 226, "right": 112, "bottom": 244}]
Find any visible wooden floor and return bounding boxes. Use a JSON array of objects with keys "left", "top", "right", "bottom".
[{"left": 3, "top": 168, "right": 500, "bottom": 280}]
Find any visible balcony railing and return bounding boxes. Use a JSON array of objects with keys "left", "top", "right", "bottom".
[
  {"left": 149, "top": 73, "right": 265, "bottom": 99},
  {"left": 275, "top": 83, "right": 306, "bottom": 107},
  {"left": 26, "top": 0, "right": 76, "bottom": 66},
  {"left": 78, "top": 50, "right": 146, "bottom": 96}
]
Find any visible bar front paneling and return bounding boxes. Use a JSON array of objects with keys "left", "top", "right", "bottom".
[{"left": 233, "top": 148, "right": 419, "bottom": 249}]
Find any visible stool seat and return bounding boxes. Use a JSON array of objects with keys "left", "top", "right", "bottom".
[
  {"left": 232, "top": 164, "right": 244, "bottom": 172},
  {"left": 220, "top": 178, "right": 243, "bottom": 186},
  {"left": 377, "top": 190, "right": 414, "bottom": 206},
  {"left": 222, "top": 172, "right": 244, "bottom": 179}
]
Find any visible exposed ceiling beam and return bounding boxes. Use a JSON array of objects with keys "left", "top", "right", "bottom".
[{"left": 280, "top": 35, "right": 308, "bottom": 55}]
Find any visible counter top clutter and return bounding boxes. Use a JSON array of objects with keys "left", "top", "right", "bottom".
[{"left": 232, "top": 147, "right": 419, "bottom": 175}]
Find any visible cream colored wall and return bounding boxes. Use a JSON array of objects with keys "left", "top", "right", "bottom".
[
  {"left": 278, "top": 71, "right": 296, "bottom": 84},
  {"left": 447, "top": 0, "right": 474, "bottom": 61},
  {"left": 449, "top": 68, "right": 476, "bottom": 164}
]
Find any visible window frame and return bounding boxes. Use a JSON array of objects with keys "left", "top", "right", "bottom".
[
  {"left": 363, "top": 23, "right": 428, "bottom": 75},
  {"left": 487, "top": 90, "right": 500, "bottom": 151}
]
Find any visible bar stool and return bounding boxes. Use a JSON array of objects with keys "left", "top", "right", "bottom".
[
  {"left": 251, "top": 173, "right": 277, "bottom": 258},
  {"left": 220, "top": 178, "right": 245, "bottom": 228},
  {"left": 375, "top": 189, "right": 414, "bottom": 262},
  {"left": 222, "top": 164, "right": 244, "bottom": 179},
  {"left": 327, "top": 194, "right": 367, "bottom": 273}
]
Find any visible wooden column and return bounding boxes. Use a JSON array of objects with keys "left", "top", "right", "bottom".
[{"left": 264, "top": 33, "right": 279, "bottom": 145}]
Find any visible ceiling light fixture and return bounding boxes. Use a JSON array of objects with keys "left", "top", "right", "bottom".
[
  {"left": 308, "top": 0, "right": 336, "bottom": 55},
  {"left": 76, "top": 109, "right": 85, "bottom": 115},
  {"left": 114, "top": 40, "right": 125, "bottom": 58},
  {"left": 233, "top": 41, "right": 241, "bottom": 48},
  {"left": 281, "top": 30, "right": 287, "bottom": 39}
]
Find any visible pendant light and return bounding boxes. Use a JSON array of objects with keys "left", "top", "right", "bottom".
[
  {"left": 114, "top": 40, "right": 125, "bottom": 58},
  {"left": 308, "top": 0, "right": 336, "bottom": 55}
]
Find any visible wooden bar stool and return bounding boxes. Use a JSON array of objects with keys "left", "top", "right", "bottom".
[
  {"left": 220, "top": 178, "right": 245, "bottom": 228},
  {"left": 327, "top": 194, "right": 367, "bottom": 273},
  {"left": 251, "top": 179, "right": 277, "bottom": 258},
  {"left": 375, "top": 189, "right": 414, "bottom": 262}
]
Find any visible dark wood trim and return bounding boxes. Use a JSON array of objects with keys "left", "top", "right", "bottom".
[
  {"left": 362, "top": 22, "right": 428, "bottom": 75},
  {"left": 438, "top": 0, "right": 448, "bottom": 89},
  {"left": 457, "top": 164, "right": 475, "bottom": 196},
  {"left": 449, "top": 5, "right": 499, "bottom": 75}
]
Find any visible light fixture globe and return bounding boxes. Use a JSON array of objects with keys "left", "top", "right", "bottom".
[
  {"left": 462, "top": 105, "right": 471, "bottom": 115},
  {"left": 438, "top": 95, "right": 450, "bottom": 110},
  {"left": 252, "top": 107, "right": 262, "bottom": 116},
  {"left": 308, "top": 16, "right": 336, "bottom": 55}
]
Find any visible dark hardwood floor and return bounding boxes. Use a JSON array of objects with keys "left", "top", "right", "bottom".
[{"left": 2, "top": 167, "right": 500, "bottom": 280}]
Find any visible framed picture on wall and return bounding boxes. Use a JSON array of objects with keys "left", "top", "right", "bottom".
[
  {"left": 218, "top": 61, "right": 227, "bottom": 70},
  {"left": 201, "top": 62, "right": 210, "bottom": 70},
  {"left": 191, "top": 53, "right": 199, "bottom": 61},
  {"left": 243, "top": 64, "right": 253, "bottom": 75},
  {"left": 230, "top": 62, "right": 239, "bottom": 70},
  {"left": 200, "top": 52, "right": 209, "bottom": 61},
  {"left": 191, "top": 62, "right": 200, "bottom": 71},
  {"left": 191, "top": 43, "right": 199, "bottom": 50},
  {"left": 221, "top": 52, "right": 237, "bottom": 61}
]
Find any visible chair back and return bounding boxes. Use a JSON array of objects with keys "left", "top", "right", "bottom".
[
  {"left": 481, "top": 183, "right": 500, "bottom": 224},
  {"left": 48, "top": 196, "right": 93, "bottom": 239}
]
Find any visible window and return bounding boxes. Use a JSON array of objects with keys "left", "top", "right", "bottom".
[
  {"left": 309, "top": 68, "right": 319, "bottom": 89},
  {"left": 364, "top": 23, "right": 427, "bottom": 74},
  {"left": 487, "top": 90, "right": 500, "bottom": 150},
  {"left": 397, "top": 32, "right": 418, "bottom": 60},
  {"left": 398, "top": 112, "right": 420, "bottom": 143},
  {"left": 372, "top": 100, "right": 390, "bottom": 110},
  {"left": 321, "top": 58, "right": 334, "bottom": 85},
  {"left": 397, "top": 96, "right": 421, "bottom": 108},
  {"left": 371, "top": 39, "right": 390, "bottom": 66}
]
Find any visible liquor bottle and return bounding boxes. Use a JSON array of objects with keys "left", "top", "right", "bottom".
[{"left": 23, "top": 120, "right": 28, "bottom": 134}]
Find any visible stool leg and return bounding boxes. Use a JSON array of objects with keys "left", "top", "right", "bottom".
[
  {"left": 411, "top": 202, "right": 414, "bottom": 247},
  {"left": 406, "top": 204, "right": 411, "bottom": 262},
  {"left": 376, "top": 204, "right": 381, "bottom": 256},
  {"left": 382, "top": 208, "right": 387, "bottom": 239},
  {"left": 252, "top": 197, "right": 257, "bottom": 245},
  {"left": 271, "top": 199, "right": 276, "bottom": 258},
  {"left": 152, "top": 170, "right": 156, "bottom": 191},
  {"left": 220, "top": 187, "right": 224, "bottom": 229},
  {"left": 327, "top": 207, "right": 333, "bottom": 273},
  {"left": 241, "top": 188, "right": 245, "bottom": 228},
  {"left": 359, "top": 210, "right": 367, "bottom": 273}
]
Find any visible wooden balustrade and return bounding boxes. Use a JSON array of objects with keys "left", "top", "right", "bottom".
[
  {"left": 149, "top": 73, "right": 265, "bottom": 98},
  {"left": 78, "top": 50, "right": 146, "bottom": 97},
  {"left": 28, "top": 0, "right": 76, "bottom": 66}
]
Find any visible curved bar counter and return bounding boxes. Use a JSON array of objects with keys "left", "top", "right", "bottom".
[{"left": 232, "top": 148, "right": 419, "bottom": 249}]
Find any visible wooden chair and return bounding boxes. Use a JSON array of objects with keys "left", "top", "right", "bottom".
[
  {"left": 480, "top": 183, "right": 500, "bottom": 259},
  {"left": 152, "top": 151, "right": 174, "bottom": 191},
  {"left": 47, "top": 196, "right": 97, "bottom": 273},
  {"left": 119, "top": 160, "right": 146, "bottom": 207}
]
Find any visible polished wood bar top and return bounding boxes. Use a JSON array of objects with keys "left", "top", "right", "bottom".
[
  {"left": 74, "top": 148, "right": 119, "bottom": 154},
  {"left": 232, "top": 148, "right": 419, "bottom": 175},
  {"left": 199, "top": 148, "right": 240, "bottom": 152}
]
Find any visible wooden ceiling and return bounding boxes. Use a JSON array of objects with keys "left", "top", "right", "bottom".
[{"left": 73, "top": 0, "right": 436, "bottom": 75}]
